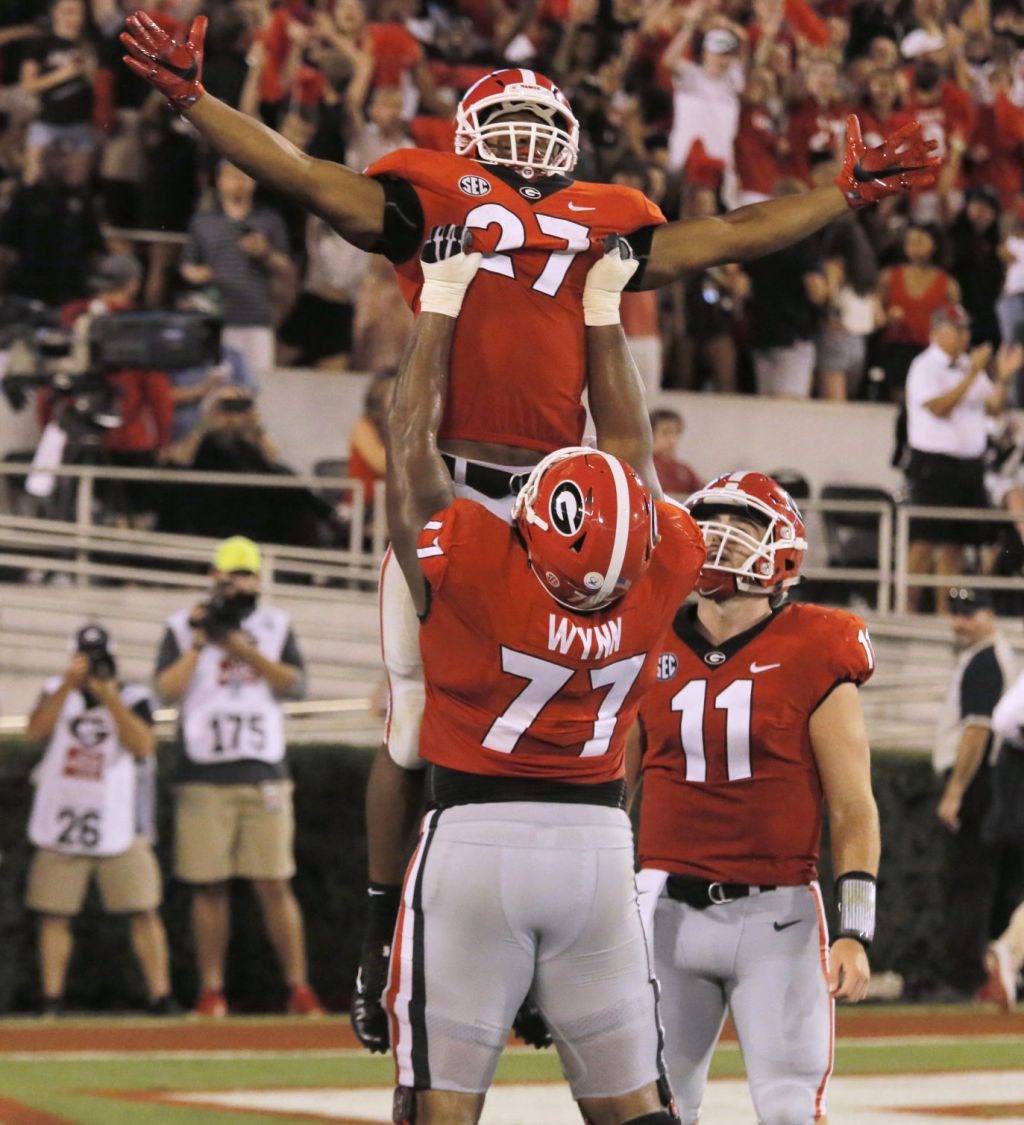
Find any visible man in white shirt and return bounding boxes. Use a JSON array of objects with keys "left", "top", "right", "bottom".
[
  {"left": 903, "top": 305, "right": 1022, "bottom": 611},
  {"left": 929, "top": 588, "right": 1017, "bottom": 999}
]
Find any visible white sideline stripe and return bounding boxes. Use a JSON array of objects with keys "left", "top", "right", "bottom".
[{"left": 0, "top": 1035, "right": 1021, "bottom": 1062}]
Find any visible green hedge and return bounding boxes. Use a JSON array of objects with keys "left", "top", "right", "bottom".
[{"left": 0, "top": 742, "right": 945, "bottom": 1013}]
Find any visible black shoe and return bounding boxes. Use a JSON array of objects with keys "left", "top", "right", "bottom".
[{"left": 146, "top": 995, "right": 184, "bottom": 1016}]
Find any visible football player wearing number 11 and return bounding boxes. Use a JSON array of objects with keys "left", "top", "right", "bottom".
[
  {"left": 382, "top": 226, "right": 705, "bottom": 1125},
  {"left": 628, "top": 473, "right": 881, "bottom": 1125}
]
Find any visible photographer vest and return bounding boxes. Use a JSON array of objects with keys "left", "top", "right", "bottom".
[
  {"left": 28, "top": 682, "right": 154, "bottom": 857},
  {"left": 167, "top": 605, "right": 290, "bottom": 768}
]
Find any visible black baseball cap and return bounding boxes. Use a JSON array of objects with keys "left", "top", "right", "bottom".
[{"left": 947, "top": 587, "right": 994, "bottom": 615}]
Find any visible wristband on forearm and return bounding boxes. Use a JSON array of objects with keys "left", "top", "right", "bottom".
[
  {"left": 834, "top": 871, "right": 876, "bottom": 949},
  {"left": 419, "top": 279, "right": 471, "bottom": 318},
  {"left": 582, "top": 290, "right": 622, "bottom": 327}
]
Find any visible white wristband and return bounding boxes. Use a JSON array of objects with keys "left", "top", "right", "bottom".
[
  {"left": 582, "top": 290, "right": 622, "bottom": 327},
  {"left": 419, "top": 279, "right": 471, "bottom": 318}
]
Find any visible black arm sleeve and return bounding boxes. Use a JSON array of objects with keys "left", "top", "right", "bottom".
[
  {"left": 960, "top": 647, "right": 1004, "bottom": 721},
  {"left": 368, "top": 175, "right": 425, "bottom": 264},
  {"left": 624, "top": 223, "right": 659, "bottom": 292},
  {"left": 154, "top": 627, "right": 182, "bottom": 676},
  {"left": 132, "top": 699, "right": 155, "bottom": 725}
]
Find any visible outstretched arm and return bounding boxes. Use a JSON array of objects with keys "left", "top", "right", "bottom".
[
  {"left": 385, "top": 227, "right": 481, "bottom": 614},
  {"left": 585, "top": 235, "right": 662, "bottom": 500},
  {"left": 121, "top": 12, "right": 385, "bottom": 248},
  {"left": 641, "top": 115, "right": 940, "bottom": 287}
]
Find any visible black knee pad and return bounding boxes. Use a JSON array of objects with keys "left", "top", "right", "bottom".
[
  {"left": 623, "top": 1113, "right": 679, "bottom": 1125},
  {"left": 393, "top": 1086, "right": 416, "bottom": 1124}
]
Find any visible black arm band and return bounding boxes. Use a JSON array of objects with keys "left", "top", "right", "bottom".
[
  {"left": 834, "top": 871, "right": 876, "bottom": 949},
  {"left": 365, "top": 882, "right": 402, "bottom": 945},
  {"left": 369, "top": 175, "right": 424, "bottom": 264},
  {"left": 623, "top": 223, "right": 659, "bottom": 291}
]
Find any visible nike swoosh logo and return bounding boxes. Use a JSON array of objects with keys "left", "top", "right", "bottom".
[
  {"left": 773, "top": 920, "right": 801, "bottom": 931},
  {"left": 852, "top": 161, "right": 933, "bottom": 182},
  {"left": 567, "top": 202, "right": 595, "bottom": 211},
  {"left": 749, "top": 662, "right": 781, "bottom": 674}
]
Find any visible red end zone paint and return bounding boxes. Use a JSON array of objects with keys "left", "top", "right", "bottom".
[{"left": 0, "top": 1093, "right": 73, "bottom": 1123}]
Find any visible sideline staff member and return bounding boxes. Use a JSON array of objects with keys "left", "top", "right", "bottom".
[
  {"left": 26, "top": 625, "right": 175, "bottom": 1014},
  {"left": 155, "top": 536, "right": 322, "bottom": 1017}
]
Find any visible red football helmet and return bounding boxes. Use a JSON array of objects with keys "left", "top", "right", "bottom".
[
  {"left": 455, "top": 68, "right": 580, "bottom": 178},
  {"left": 513, "top": 447, "right": 657, "bottom": 612},
  {"left": 683, "top": 471, "right": 807, "bottom": 600}
]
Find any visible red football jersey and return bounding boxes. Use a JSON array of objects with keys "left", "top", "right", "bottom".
[
  {"left": 416, "top": 499, "right": 704, "bottom": 784},
  {"left": 366, "top": 148, "right": 665, "bottom": 452},
  {"left": 637, "top": 602, "right": 875, "bottom": 885}
]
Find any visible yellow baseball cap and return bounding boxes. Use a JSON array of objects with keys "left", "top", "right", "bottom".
[{"left": 213, "top": 536, "right": 262, "bottom": 574}]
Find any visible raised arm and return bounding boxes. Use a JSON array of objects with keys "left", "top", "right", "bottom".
[
  {"left": 385, "top": 227, "right": 481, "bottom": 613},
  {"left": 121, "top": 12, "right": 385, "bottom": 248},
  {"left": 640, "top": 115, "right": 941, "bottom": 287},
  {"left": 585, "top": 234, "right": 662, "bottom": 500}
]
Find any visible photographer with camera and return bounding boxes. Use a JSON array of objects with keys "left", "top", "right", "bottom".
[
  {"left": 25, "top": 624, "right": 176, "bottom": 1015},
  {"left": 34, "top": 252, "right": 174, "bottom": 525},
  {"left": 154, "top": 535, "right": 322, "bottom": 1017}
]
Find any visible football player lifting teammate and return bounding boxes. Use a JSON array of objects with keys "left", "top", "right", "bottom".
[
  {"left": 628, "top": 472, "right": 880, "bottom": 1125},
  {"left": 120, "top": 11, "right": 925, "bottom": 1050},
  {"left": 376, "top": 223, "right": 704, "bottom": 1124}
]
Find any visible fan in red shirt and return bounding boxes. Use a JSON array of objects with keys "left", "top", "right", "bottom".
[
  {"left": 734, "top": 68, "right": 785, "bottom": 202},
  {"left": 629, "top": 470, "right": 880, "bottom": 1125},
  {"left": 785, "top": 56, "right": 853, "bottom": 185}
]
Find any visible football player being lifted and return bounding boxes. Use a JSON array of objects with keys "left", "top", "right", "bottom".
[
  {"left": 120, "top": 12, "right": 924, "bottom": 1050},
  {"left": 628, "top": 473, "right": 881, "bottom": 1125},
  {"left": 380, "top": 222, "right": 705, "bottom": 1125}
]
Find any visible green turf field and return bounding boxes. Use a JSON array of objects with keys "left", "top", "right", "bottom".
[{"left": 0, "top": 1011, "right": 1020, "bottom": 1124}]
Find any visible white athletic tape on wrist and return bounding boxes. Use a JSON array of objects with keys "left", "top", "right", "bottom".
[
  {"left": 836, "top": 872, "right": 876, "bottom": 948},
  {"left": 419, "top": 279, "right": 471, "bottom": 318},
  {"left": 582, "top": 291, "right": 622, "bottom": 326}
]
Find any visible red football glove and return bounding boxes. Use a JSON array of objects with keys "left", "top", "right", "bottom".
[
  {"left": 834, "top": 114, "right": 941, "bottom": 209},
  {"left": 121, "top": 11, "right": 207, "bottom": 111}
]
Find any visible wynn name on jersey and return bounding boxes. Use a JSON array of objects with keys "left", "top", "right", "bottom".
[{"left": 547, "top": 614, "right": 622, "bottom": 660}]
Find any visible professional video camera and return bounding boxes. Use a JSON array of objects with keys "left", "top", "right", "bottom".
[
  {"left": 191, "top": 581, "right": 257, "bottom": 642},
  {"left": 75, "top": 624, "right": 117, "bottom": 681},
  {"left": 0, "top": 296, "right": 222, "bottom": 440}
]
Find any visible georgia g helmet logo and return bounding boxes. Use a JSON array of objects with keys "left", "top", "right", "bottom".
[{"left": 549, "top": 480, "right": 585, "bottom": 536}]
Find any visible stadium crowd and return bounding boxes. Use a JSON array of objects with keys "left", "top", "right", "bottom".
[{"left": 0, "top": 0, "right": 1020, "bottom": 398}]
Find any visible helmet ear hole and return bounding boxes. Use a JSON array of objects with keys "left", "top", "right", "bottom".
[{"left": 570, "top": 532, "right": 587, "bottom": 553}]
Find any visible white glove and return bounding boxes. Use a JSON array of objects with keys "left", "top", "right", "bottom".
[
  {"left": 419, "top": 224, "right": 482, "bottom": 317},
  {"left": 582, "top": 233, "right": 640, "bottom": 326}
]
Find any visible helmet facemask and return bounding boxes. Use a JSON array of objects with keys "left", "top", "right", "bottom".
[
  {"left": 455, "top": 80, "right": 580, "bottom": 177},
  {"left": 692, "top": 499, "right": 805, "bottom": 600}
]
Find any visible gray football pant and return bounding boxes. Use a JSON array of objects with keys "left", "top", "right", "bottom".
[
  {"left": 388, "top": 802, "right": 664, "bottom": 1099},
  {"left": 653, "top": 883, "right": 834, "bottom": 1124}
]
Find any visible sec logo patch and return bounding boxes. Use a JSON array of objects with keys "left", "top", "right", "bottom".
[
  {"left": 656, "top": 654, "right": 677, "bottom": 681},
  {"left": 459, "top": 175, "right": 491, "bottom": 196}
]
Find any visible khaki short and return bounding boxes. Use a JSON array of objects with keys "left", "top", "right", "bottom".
[
  {"left": 26, "top": 837, "right": 162, "bottom": 915},
  {"left": 174, "top": 782, "right": 295, "bottom": 884}
]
